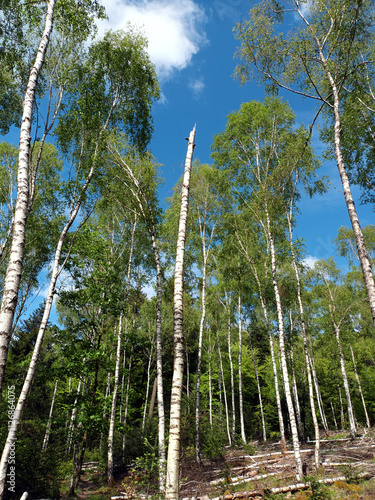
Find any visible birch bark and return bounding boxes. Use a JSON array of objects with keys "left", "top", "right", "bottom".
[
  {"left": 108, "top": 319, "right": 122, "bottom": 484},
  {"left": 267, "top": 212, "right": 303, "bottom": 480},
  {"left": 238, "top": 295, "right": 246, "bottom": 444},
  {"left": 42, "top": 378, "right": 59, "bottom": 451},
  {"left": 218, "top": 337, "right": 231, "bottom": 445},
  {"left": 295, "top": 3, "right": 375, "bottom": 327},
  {"left": 107, "top": 145, "right": 166, "bottom": 491},
  {"left": 165, "top": 125, "right": 196, "bottom": 500},
  {"left": 226, "top": 293, "right": 236, "bottom": 444},
  {"left": 0, "top": 87, "right": 119, "bottom": 496},
  {"left": 0, "top": 0, "right": 56, "bottom": 401},
  {"left": 249, "top": 331, "right": 266, "bottom": 442},
  {"left": 350, "top": 345, "right": 370, "bottom": 428},
  {"left": 285, "top": 203, "right": 320, "bottom": 467},
  {"left": 195, "top": 249, "right": 206, "bottom": 463}
]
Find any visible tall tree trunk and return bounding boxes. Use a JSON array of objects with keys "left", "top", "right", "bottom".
[
  {"left": 286, "top": 206, "right": 319, "bottom": 468},
  {"left": 332, "top": 318, "right": 356, "bottom": 438},
  {"left": 330, "top": 400, "right": 338, "bottom": 431},
  {"left": 142, "top": 348, "right": 154, "bottom": 433},
  {"left": 0, "top": 0, "right": 56, "bottom": 402},
  {"left": 316, "top": 42, "right": 375, "bottom": 326},
  {"left": 238, "top": 295, "right": 246, "bottom": 444},
  {"left": 42, "top": 378, "right": 59, "bottom": 451},
  {"left": 339, "top": 385, "right": 345, "bottom": 431},
  {"left": 208, "top": 328, "right": 213, "bottom": 428},
  {"left": 66, "top": 376, "right": 84, "bottom": 455},
  {"left": 350, "top": 345, "right": 370, "bottom": 428},
  {"left": 267, "top": 214, "right": 303, "bottom": 480},
  {"left": 195, "top": 252, "right": 207, "bottom": 463},
  {"left": 119, "top": 346, "right": 126, "bottom": 424},
  {"left": 186, "top": 349, "right": 190, "bottom": 412},
  {"left": 289, "top": 347, "right": 304, "bottom": 445},
  {"left": 0, "top": 63, "right": 121, "bottom": 496},
  {"left": 235, "top": 237, "right": 285, "bottom": 446},
  {"left": 108, "top": 320, "right": 123, "bottom": 484},
  {"left": 217, "top": 356, "right": 223, "bottom": 419},
  {"left": 148, "top": 376, "right": 158, "bottom": 423},
  {"left": 249, "top": 332, "right": 266, "bottom": 442},
  {"left": 218, "top": 336, "right": 231, "bottom": 445},
  {"left": 153, "top": 238, "right": 166, "bottom": 493},
  {"left": 108, "top": 146, "right": 166, "bottom": 491},
  {"left": 165, "top": 125, "right": 196, "bottom": 500},
  {"left": 122, "top": 351, "right": 133, "bottom": 457},
  {"left": 224, "top": 293, "right": 236, "bottom": 444},
  {"left": 308, "top": 347, "right": 329, "bottom": 435}
]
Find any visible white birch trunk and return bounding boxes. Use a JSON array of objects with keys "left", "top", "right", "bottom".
[
  {"left": 0, "top": 90, "right": 117, "bottom": 496},
  {"left": 235, "top": 238, "right": 285, "bottom": 445},
  {"left": 268, "top": 216, "right": 303, "bottom": 480},
  {"left": 165, "top": 125, "right": 196, "bottom": 500},
  {"left": 195, "top": 251, "right": 206, "bottom": 463},
  {"left": 257, "top": 284, "right": 285, "bottom": 444},
  {"left": 42, "top": 378, "right": 59, "bottom": 451},
  {"left": 249, "top": 332, "right": 266, "bottom": 442},
  {"left": 153, "top": 238, "right": 166, "bottom": 492},
  {"left": 332, "top": 320, "right": 356, "bottom": 438},
  {"left": 238, "top": 295, "right": 246, "bottom": 444},
  {"left": 108, "top": 318, "right": 123, "bottom": 484},
  {"left": 286, "top": 207, "right": 320, "bottom": 468},
  {"left": 0, "top": 0, "right": 56, "bottom": 401},
  {"left": 122, "top": 352, "right": 133, "bottom": 455},
  {"left": 142, "top": 348, "right": 153, "bottom": 433},
  {"left": 186, "top": 349, "right": 190, "bottom": 411},
  {"left": 330, "top": 400, "right": 338, "bottom": 431},
  {"left": 290, "top": 349, "right": 304, "bottom": 443},
  {"left": 308, "top": 347, "right": 329, "bottom": 435},
  {"left": 66, "top": 377, "right": 83, "bottom": 454},
  {"left": 119, "top": 347, "right": 126, "bottom": 424},
  {"left": 350, "top": 345, "right": 370, "bottom": 428},
  {"left": 218, "top": 338, "right": 231, "bottom": 445},
  {"left": 311, "top": 26, "right": 375, "bottom": 327},
  {"left": 225, "top": 293, "right": 236, "bottom": 444},
  {"left": 339, "top": 385, "right": 345, "bottom": 431},
  {"left": 107, "top": 145, "right": 166, "bottom": 491},
  {"left": 208, "top": 328, "right": 213, "bottom": 428}
]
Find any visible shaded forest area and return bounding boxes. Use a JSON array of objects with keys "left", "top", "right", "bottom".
[{"left": 1, "top": 1, "right": 375, "bottom": 499}]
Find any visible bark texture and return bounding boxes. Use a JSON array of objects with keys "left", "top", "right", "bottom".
[
  {"left": 0, "top": 0, "right": 56, "bottom": 402},
  {"left": 165, "top": 125, "right": 196, "bottom": 500}
]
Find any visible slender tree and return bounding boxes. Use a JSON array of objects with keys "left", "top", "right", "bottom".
[
  {"left": 165, "top": 125, "right": 196, "bottom": 500},
  {"left": 234, "top": 0, "right": 375, "bottom": 326}
]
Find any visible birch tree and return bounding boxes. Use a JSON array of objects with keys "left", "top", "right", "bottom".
[
  {"left": 234, "top": 0, "right": 375, "bottom": 326},
  {"left": 106, "top": 139, "right": 166, "bottom": 491},
  {"left": 0, "top": 0, "right": 105, "bottom": 400},
  {"left": 0, "top": 28, "right": 159, "bottom": 498},
  {"left": 309, "top": 259, "right": 358, "bottom": 438},
  {"left": 212, "top": 97, "right": 320, "bottom": 479},
  {"left": 165, "top": 125, "right": 196, "bottom": 500}
]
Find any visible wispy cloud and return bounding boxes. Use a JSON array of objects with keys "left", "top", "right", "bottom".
[
  {"left": 98, "top": 0, "right": 207, "bottom": 80},
  {"left": 189, "top": 78, "right": 205, "bottom": 97},
  {"left": 302, "top": 255, "right": 319, "bottom": 269}
]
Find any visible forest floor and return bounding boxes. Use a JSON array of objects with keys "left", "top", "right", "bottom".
[{"left": 74, "top": 430, "right": 375, "bottom": 500}]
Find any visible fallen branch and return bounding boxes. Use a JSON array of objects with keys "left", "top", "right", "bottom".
[
  {"left": 210, "top": 472, "right": 279, "bottom": 487},
  {"left": 268, "top": 472, "right": 374, "bottom": 495}
]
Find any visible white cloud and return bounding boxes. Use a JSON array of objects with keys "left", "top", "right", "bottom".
[
  {"left": 189, "top": 77, "right": 205, "bottom": 97},
  {"left": 143, "top": 283, "right": 156, "bottom": 298},
  {"left": 98, "top": 0, "right": 207, "bottom": 80},
  {"left": 302, "top": 255, "right": 319, "bottom": 269}
]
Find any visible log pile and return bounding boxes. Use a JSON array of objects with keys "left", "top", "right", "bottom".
[{"left": 178, "top": 433, "right": 375, "bottom": 500}]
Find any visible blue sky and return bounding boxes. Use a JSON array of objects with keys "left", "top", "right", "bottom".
[
  {"left": 98, "top": 0, "right": 373, "bottom": 269},
  {"left": 4, "top": 0, "right": 373, "bottom": 322}
]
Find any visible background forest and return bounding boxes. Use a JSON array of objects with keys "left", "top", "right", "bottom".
[{"left": 0, "top": 0, "right": 375, "bottom": 499}]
